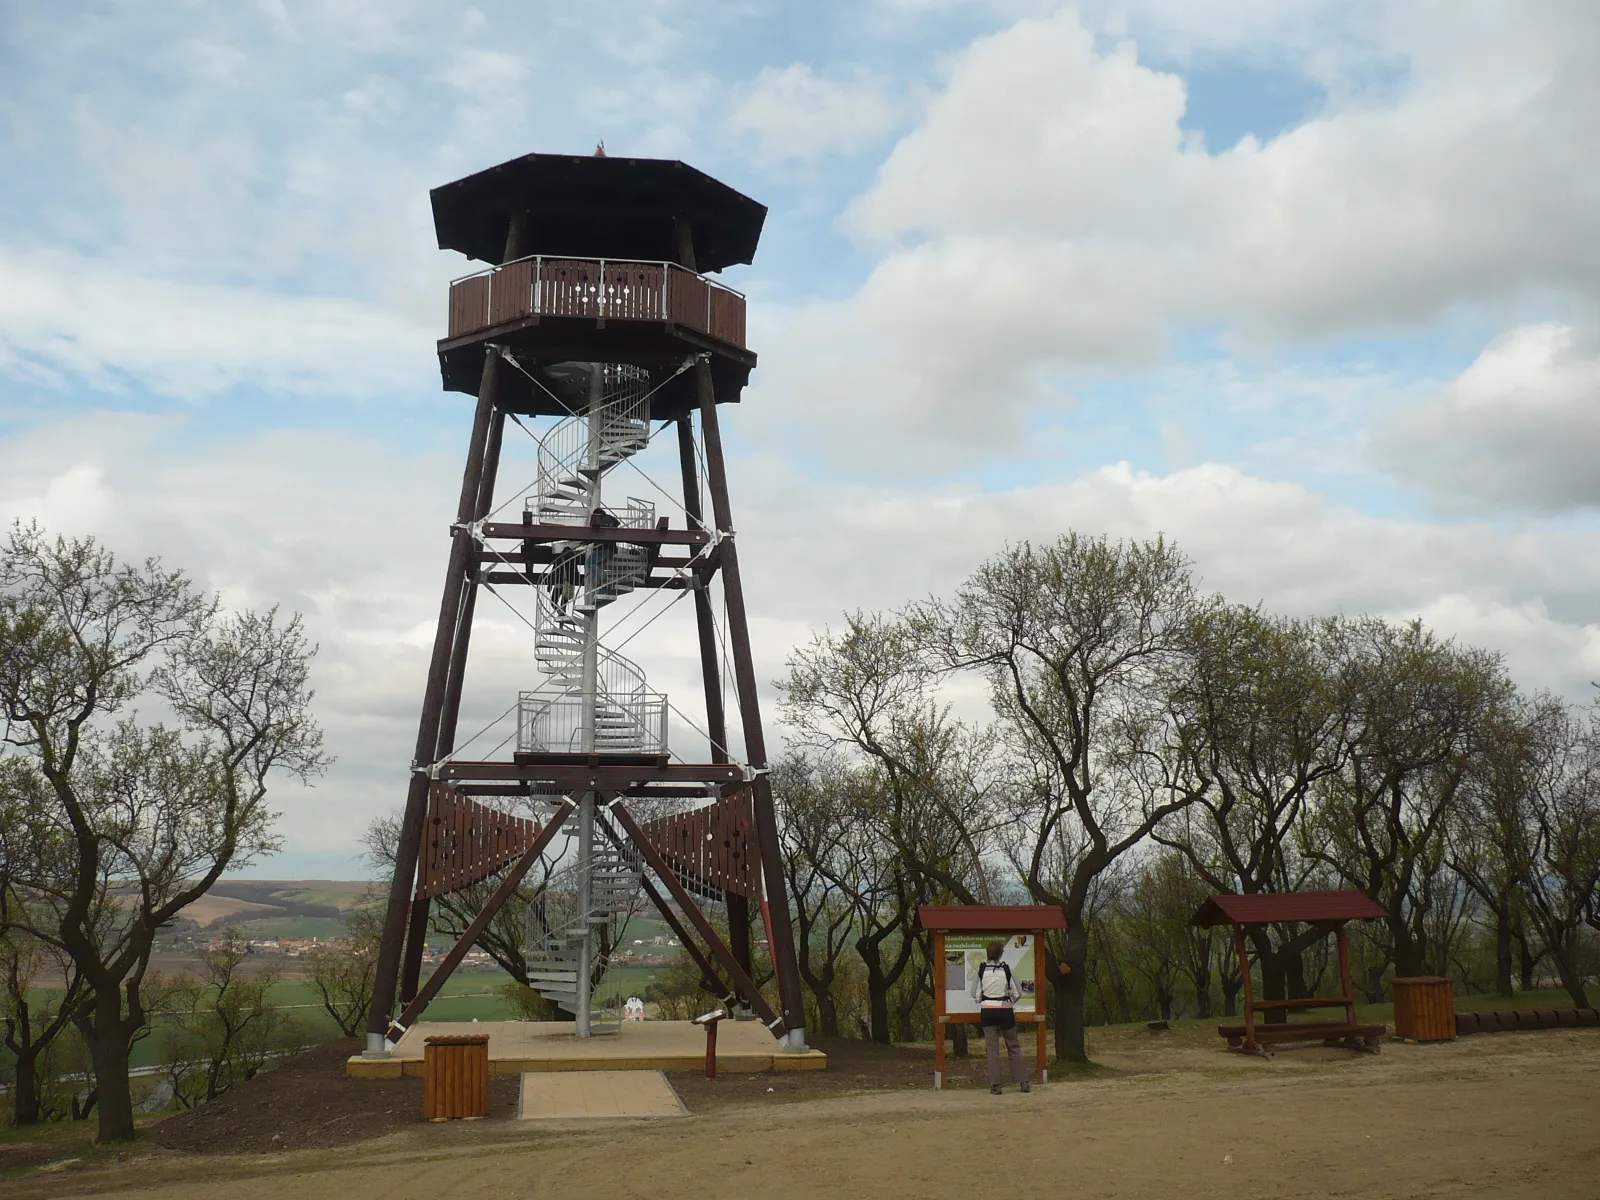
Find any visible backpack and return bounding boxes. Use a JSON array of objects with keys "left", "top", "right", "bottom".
[{"left": 977, "top": 961, "right": 1012, "bottom": 991}]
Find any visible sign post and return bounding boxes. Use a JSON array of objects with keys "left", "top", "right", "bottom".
[{"left": 919, "top": 905, "right": 1067, "bottom": 1090}]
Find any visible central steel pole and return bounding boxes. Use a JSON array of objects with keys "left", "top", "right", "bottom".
[{"left": 574, "top": 362, "right": 605, "bottom": 1038}]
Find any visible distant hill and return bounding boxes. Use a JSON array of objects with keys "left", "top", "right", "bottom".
[{"left": 178, "top": 880, "right": 376, "bottom": 930}]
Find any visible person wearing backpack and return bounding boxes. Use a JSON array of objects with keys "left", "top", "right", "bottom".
[{"left": 969, "top": 940, "right": 1030, "bottom": 1094}]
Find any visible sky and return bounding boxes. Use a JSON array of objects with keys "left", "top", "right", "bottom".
[{"left": 2, "top": 0, "right": 1598, "bottom": 877}]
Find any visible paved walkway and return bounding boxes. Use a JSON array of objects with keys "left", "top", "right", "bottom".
[{"left": 517, "top": 1070, "right": 685, "bottom": 1119}]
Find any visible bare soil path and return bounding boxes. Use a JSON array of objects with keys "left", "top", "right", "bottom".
[{"left": 7, "top": 1025, "right": 1599, "bottom": 1199}]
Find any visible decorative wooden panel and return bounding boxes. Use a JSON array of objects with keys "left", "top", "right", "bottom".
[
  {"left": 667, "top": 266, "right": 709, "bottom": 333},
  {"left": 487, "top": 258, "right": 535, "bottom": 325},
  {"left": 448, "top": 275, "right": 491, "bottom": 338},
  {"left": 416, "top": 786, "right": 543, "bottom": 899},
  {"left": 637, "top": 791, "right": 760, "bottom": 900},
  {"left": 706, "top": 285, "right": 745, "bottom": 346},
  {"left": 600, "top": 261, "right": 666, "bottom": 319}
]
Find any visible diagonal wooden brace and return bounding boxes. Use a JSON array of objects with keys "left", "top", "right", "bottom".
[
  {"left": 593, "top": 810, "right": 731, "bottom": 1001},
  {"left": 390, "top": 799, "right": 575, "bottom": 1038},
  {"left": 608, "top": 798, "right": 783, "bottom": 1032}
]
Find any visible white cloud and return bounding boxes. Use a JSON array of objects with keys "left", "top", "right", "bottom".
[
  {"left": 4, "top": 408, "right": 1599, "bottom": 871},
  {"left": 1381, "top": 322, "right": 1600, "bottom": 511},
  {"left": 730, "top": 64, "right": 901, "bottom": 162},
  {"left": 0, "top": 247, "right": 434, "bottom": 399},
  {"left": 774, "top": 3, "right": 1600, "bottom": 462}
]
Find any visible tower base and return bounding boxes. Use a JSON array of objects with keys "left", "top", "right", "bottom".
[{"left": 345, "top": 1020, "right": 827, "bottom": 1078}]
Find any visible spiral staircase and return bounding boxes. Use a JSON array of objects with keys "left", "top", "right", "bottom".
[{"left": 516, "top": 362, "right": 663, "bottom": 1018}]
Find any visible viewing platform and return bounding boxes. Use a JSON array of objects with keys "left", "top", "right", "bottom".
[{"left": 436, "top": 254, "right": 754, "bottom": 415}]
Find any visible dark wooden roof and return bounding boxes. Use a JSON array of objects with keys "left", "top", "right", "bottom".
[
  {"left": 1191, "top": 891, "right": 1388, "bottom": 927},
  {"left": 430, "top": 153, "right": 767, "bottom": 270},
  {"left": 918, "top": 905, "right": 1068, "bottom": 933}
]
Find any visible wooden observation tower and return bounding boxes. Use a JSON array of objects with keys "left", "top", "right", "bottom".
[{"left": 365, "top": 152, "right": 807, "bottom": 1054}]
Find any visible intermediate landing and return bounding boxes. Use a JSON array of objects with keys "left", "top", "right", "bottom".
[
  {"left": 517, "top": 1069, "right": 684, "bottom": 1119},
  {"left": 347, "top": 1020, "right": 827, "bottom": 1078}
]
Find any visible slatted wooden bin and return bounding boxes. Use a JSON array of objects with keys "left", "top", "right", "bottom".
[
  {"left": 423, "top": 1034, "right": 490, "bottom": 1121},
  {"left": 1392, "top": 977, "right": 1457, "bottom": 1042}
]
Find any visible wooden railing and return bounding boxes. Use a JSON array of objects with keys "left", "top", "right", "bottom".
[{"left": 445, "top": 255, "right": 747, "bottom": 349}]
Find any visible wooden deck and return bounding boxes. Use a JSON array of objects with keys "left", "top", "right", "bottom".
[{"left": 347, "top": 1020, "right": 827, "bottom": 1079}]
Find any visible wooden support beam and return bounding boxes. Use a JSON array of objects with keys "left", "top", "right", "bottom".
[
  {"left": 1234, "top": 923, "right": 1258, "bottom": 1054},
  {"left": 695, "top": 364, "right": 806, "bottom": 1037},
  {"left": 595, "top": 810, "right": 730, "bottom": 1000},
  {"left": 480, "top": 521, "right": 709, "bottom": 546},
  {"left": 369, "top": 352, "right": 503, "bottom": 1042},
  {"left": 436, "top": 761, "right": 743, "bottom": 787},
  {"left": 608, "top": 798, "right": 782, "bottom": 1031},
  {"left": 391, "top": 800, "right": 575, "bottom": 1035}
]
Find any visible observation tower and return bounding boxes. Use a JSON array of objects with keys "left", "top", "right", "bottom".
[{"left": 365, "top": 152, "right": 806, "bottom": 1052}]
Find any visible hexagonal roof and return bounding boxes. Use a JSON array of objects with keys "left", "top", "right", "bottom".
[{"left": 430, "top": 153, "right": 766, "bottom": 271}]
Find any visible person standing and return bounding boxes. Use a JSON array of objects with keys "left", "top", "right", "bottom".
[{"left": 970, "top": 940, "right": 1031, "bottom": 1094}]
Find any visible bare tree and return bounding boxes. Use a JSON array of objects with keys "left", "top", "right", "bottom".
[
  {"left": 1515, "top": 697, "right": 1600, "bottom": 1007},
  {"left": 772, "top": 753, "right": 856, "bottom": 1038},
  {"left": 1120, "top": 850, "right": 1216, "bottom": 1020},
  {"left": 1155, "top": 608, "right": 1350, "bottom": 1016},
  {"left": 914, "top": 533, "right": 1209, "bottom": 1062},
  {"left": 1451, "top": 700, "right": 1540, "bottom": 997},
  {"left": 1, "top": 921, "right": 85, "bottom": 1125},
  {"left": 0, "top": 525, "right": 326, "bottom": 1142},
  {"left": 780, "top": 612, "right": 1002, "bottom": 1043},
  {"left": 161, "top": 928, "right": 293, "bottom": 1108},
  {"left": 304, "top": 901, "right": 383, "bottom": 1038},
  {"left": 1307, "top": 618, "right": 1507, "bottom": 984}
]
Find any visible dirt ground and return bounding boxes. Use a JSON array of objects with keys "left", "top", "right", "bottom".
[{"left": 6, "top": 1023, "right": 1599, "bottom": 1199}]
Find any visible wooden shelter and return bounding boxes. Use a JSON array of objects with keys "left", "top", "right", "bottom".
[
  {"left": 1191, "top": 891, "right": 1388, "bottom": 1056},
  {"left": 918, "top": 905, "right": 1066, "bottom": 1089}
]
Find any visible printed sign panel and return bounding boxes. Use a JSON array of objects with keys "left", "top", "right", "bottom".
[{"left": 942, "top": 932, "right": 1037, "bottom": 1016}]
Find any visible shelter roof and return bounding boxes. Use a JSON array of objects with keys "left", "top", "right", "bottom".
[
  {"left": 917, "top": 905, "right": 1068, "bottom": 933},
  {"left": 1190, "top": 891, "right": 1388, "bottom": 927},
  {"left": 431, "top": 153, "right": 766, "bottom": 270}
]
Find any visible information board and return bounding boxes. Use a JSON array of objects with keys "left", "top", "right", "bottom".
[{"left": 941, "top": 932, "right": 1037, "bottom": 1016}]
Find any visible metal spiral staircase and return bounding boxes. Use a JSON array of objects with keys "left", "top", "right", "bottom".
[
  {"left": 522, "top": 815, "right": 644, "bottom": 1018},
  {"left": 515, "top": 362, "right": 664, "bottom": 1023}
]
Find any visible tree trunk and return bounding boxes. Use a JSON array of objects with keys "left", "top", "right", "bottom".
[
  {"left": 1258, "top": 949, "right": 1288, "bottom": 1025},
  {"left": 1516, "top": 929, "right": 1537, "bottom": 991},
  {"left": 1546, "top": 933, "right": 1591, "bottom": 1009},
  {"left": 1055, "top": 923, "right": 1089, "bottom": 1063},
  {"left": 1157, "top": 988, "right": 1173, "bottom": 1022},
  {"left": 9, "top": 1047, "right": 42, "bottom": 1125},
  {"left": 814, "top": 986, "right": 839, "bottom": 1038},
  {"left": 78, "top": 993, "right": 138, "bottom": 1144},
  {"left": 950, "top": 1023, "right": 969, "bottom": 1059},
  {"left": 1494, "top": 901, "right": 1514, "bottom": 998},
  {"left": 1364, "top": 962, "right": 1386, "bottom": 1005},
  {"left": 1390, "top": 921, "right": 1425, "bottom": 980},
  {"left": 1221, "top": 976, "right": 1239, "bottom": 1017},
  {"left": 858, "top": 942, "right": 891, "bottom": 1044}
]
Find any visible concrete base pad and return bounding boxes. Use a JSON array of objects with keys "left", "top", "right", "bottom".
[
  {"left": 347, "top": 1020, "right": 827, "bottom": 1079},
  {"left": 517, "top": 1070, "right": 685, "bottom": 1119}
]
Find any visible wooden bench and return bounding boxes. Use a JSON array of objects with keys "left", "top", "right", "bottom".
[{"left": 1217, "top": 1021, "right": 1385, "bottom": 1052}]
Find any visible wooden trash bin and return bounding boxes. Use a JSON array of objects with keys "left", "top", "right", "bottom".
[
  {"left": 423, "top": 1035, "right": 490, "bottom": 1121},
  {"left": 1392, "top": 977, "right": 1456, "bottom": 1042}
]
